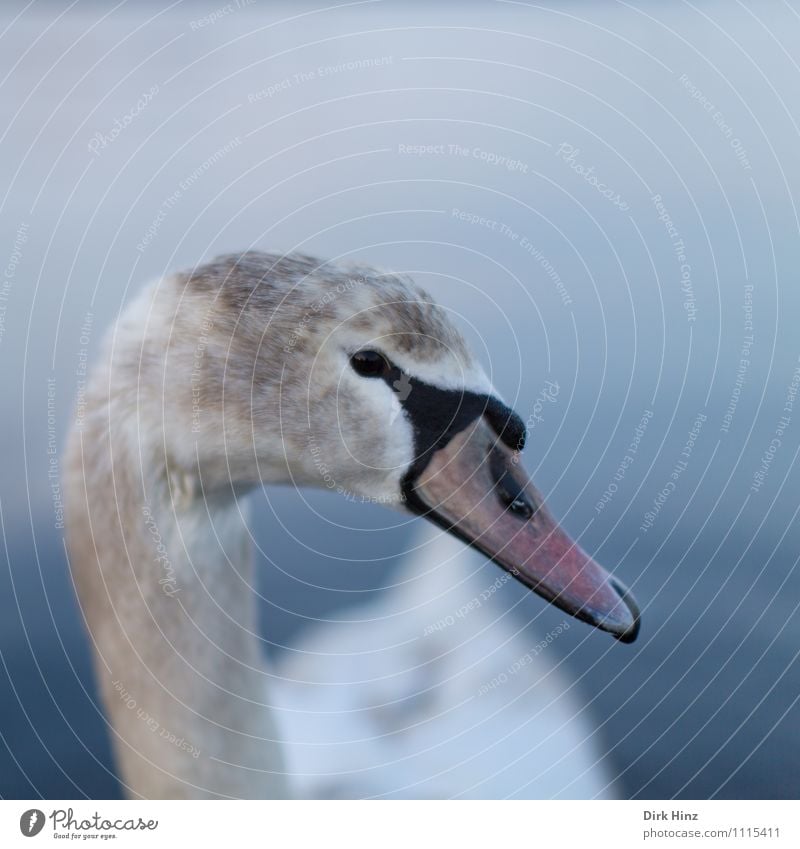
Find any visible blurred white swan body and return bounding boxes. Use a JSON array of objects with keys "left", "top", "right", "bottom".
[{"left": 273, "top": 522, "right": 614, "bottom": 799}]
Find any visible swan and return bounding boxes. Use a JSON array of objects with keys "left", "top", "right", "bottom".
[
  {"left": 271, "top": 521, "right": 626, "bottom": 799},
  {"left": 63, "top": 251, "right": 639, "bottom": 799}
]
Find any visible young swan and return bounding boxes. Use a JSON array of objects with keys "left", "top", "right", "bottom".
[{"left": 64, "top": 252, "right": 638, "bottom": 799}]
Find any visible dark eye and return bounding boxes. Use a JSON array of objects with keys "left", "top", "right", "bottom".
[{"left": 350, "top": 349, "right": 390, "bottom": 378}]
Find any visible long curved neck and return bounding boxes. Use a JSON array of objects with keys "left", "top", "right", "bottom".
[{"left": 64, "top": 382, "right": 289, "bottom": 799}]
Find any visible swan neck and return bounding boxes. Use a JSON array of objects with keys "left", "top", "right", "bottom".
[{"left": 65, "top": 423, "right": 288, "bottom": 799}]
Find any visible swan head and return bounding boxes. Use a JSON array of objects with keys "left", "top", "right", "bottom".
[{"left": 163, "top": 252, "right": 639, "bottom": 642}]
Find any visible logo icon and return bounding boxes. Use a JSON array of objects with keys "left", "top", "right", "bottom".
[
  {"left": 392, "top": 373, "right": 412, "bottom": 402},
  {"left": 388, "top": 373, "right": 413, "bottom": 424},
  {"left": 19, "top": 809, "right": 45, "bottom": 837}
]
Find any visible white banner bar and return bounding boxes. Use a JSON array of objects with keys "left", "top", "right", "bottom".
[{"left": 1, "top": 800, "right": 797, "bottom": 848}]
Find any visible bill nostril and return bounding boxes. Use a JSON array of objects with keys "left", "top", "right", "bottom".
[
  {"left": 488, "top": 447, "right": 535, "bottom": 519},
  {"left": 507, "top": 496, "right": 534, "bottom": 519}
]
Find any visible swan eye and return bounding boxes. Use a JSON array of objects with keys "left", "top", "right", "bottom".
[{"left": 350, "top": 350, "right": 391, "bottom": 378}]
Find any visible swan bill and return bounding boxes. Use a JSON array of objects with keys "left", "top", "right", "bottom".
[{"left": 404, "top": 416, "right": 641, "bottom": 643}]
